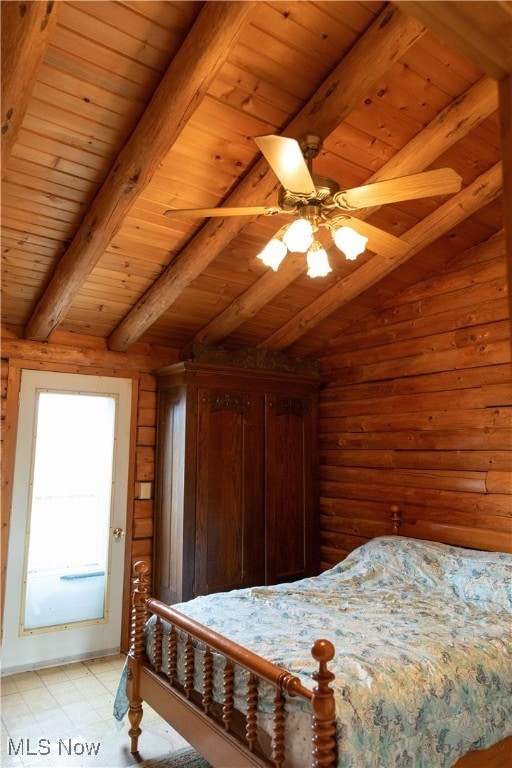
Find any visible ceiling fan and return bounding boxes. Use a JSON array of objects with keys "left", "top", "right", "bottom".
[{"left": 164, "top": 134, "right": 462, "bottom": 277}]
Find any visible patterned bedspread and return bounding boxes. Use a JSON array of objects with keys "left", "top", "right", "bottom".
[{"left": 115, "top": 536, "right": 512, "bottom": 768}]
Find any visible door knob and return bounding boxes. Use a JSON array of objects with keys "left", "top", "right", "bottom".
[{"left": 112, "top": 527, "right": 125, "bottom": 538}]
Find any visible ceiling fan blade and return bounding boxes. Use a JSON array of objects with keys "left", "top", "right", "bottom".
[
  {"left": 254, "top": 135, "right": 316, "bottom": 196},
  {"left": 337, "top": 168, "right": 462, "bottom": 210},
  {"left": 164, "top": 205, "right": 285, "bottom": 219},
  {"left": 338, "top": 216, "right": 410, "bottom": 259}
]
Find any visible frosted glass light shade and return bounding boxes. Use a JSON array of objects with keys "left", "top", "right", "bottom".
[
  {"left": 256, "top": 238, "right": 287, "bottom": 270},
  {"left": 307, "top": 241, "right": 331, "bottom": 278},
  {"left": 333, "top": 225, "right": 368, "bottom": 260},
  {"left": 282, "top": 218, "right": 313, "bottom": 253}
]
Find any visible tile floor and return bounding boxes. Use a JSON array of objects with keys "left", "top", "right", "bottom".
[{"left": 1, "top": 654, "right": 188, "bottom": 768}]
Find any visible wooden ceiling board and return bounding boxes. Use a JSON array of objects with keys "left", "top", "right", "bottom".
[
  {"left": 100, "top": 250, "right": 170, "bottom": 282},
  {"left": 1, "top": 188, "right": 81, "bottom": 226},
  {"left": 399, "top": 1, "right": 512, "bottom": 81},
  {"left": 1, "top": 1, "right": 509, "bottom": 356},
  {"left": 56, "top": 4, "right": 178, "bottom": 74},
  {"left": 13, "top": 127, "right": 113, "bottom": 174},
  {"left": 408, "top": 32, "right": 484, "bottom": 89},
  {"left": 234, "top": 2, "right": 382, "bottom": 91}
]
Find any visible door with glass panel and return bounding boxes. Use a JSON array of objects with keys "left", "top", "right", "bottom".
[{"left": 2, "top": 370, "right": 132, "bottom": 673}]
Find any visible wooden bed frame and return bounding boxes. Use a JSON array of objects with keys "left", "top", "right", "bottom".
[{"left": 126, "top": 509, "right": 511, "bottom": 768}]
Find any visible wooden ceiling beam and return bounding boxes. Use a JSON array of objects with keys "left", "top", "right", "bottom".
[
  {"left": 261, "top": 163, "right": 502, "bottom": 351},
  {"left": 193, "top": 76, "right": 498, "bottom": 346},
  {"left": 1, "top": 0, "right": 60, "bottom": 177},
  {"left": 107, "top": 5, "right": 426, "bottom": 352},
  {"left": 22, "top": 1, "right": 259, "bottom": 342}
]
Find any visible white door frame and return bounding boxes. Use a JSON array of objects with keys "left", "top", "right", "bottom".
[{"left": 2, "top": 370, "right": 133, "bottom": 674}]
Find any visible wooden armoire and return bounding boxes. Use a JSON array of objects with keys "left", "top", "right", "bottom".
[{"left": 153, "top": 356, "right": 320, "bottom": 605}]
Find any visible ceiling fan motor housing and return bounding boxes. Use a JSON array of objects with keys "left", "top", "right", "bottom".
[
  {"left": 278, "top": 173, "right": 340, "bottom": 210},
  {"left": 279, "top": 132, "right": 340, "bottom": 211}
]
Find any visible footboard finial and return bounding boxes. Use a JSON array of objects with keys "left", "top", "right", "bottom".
[{"left": 311, "top": 639, "right": 336, "bottom": 768}]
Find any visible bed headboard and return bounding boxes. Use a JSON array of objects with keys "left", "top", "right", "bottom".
[{"left": 390, "top": 505, "right": 512, "bottom": 554}]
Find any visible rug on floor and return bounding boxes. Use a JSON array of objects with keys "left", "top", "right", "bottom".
[{"left": 140, "top": 746, "right": 212, "bottom": 768}]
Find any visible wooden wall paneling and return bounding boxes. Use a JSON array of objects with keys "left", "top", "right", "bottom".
[
  {"left": 498, "top": 74, "right": 512, "bottom": 336},
  {"left": 0, "top": 331, "right": 178, "bottom": 372},
  {"left": 398, "top": 1, "right": 512, "bottom": 352},
  {"left": 318, "top": 231, "right": 511, "bottom": 562},
  {"left": 320, "top": 479, "right": 511, "bottom": 517},
  {"left": 135, "top": 446, "right": 155, "bottom": 483},
  {"left": 132, "top": 501, "right": 153, "bottom": 540},
  {"left": 486, "top": 472, "right": 512, "bottom": 494},
  {"left": 324, "top": 363, "right": 511, "bottom": 404},
  {"left": 319, "top": 496, "right": 511, "bottom": 557},
  {"left": 321, "top": 406, "right": 510, "bottom": 434},
  {"left": 321, "top": 447, "right": 511, "bottom": 473}
]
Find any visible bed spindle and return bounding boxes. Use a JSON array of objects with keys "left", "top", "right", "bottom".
[
  {"left": 153, "top": 616, "right": 163, "bottom": 674},
  {"left": 271, "top": 686, "right": 286, "bottom": 768},
  {"left": 245, "top": 672, "right": 259, "bottom": 752},
  {"left": 168, "top": 624, "right": 178, "bottom": 684},
  {"left": 184, "top": 634, "right": 194, "bottom": 699},
  {"left": 202, "top": 645, "right": 213, "bottom": 714},
  {"left": 222, "top": 658, "right": 235, "bottom": 731},
  {"left": 311, "top": 639, "right": 337, "bottom": 768}
]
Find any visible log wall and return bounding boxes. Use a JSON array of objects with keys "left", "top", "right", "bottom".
[
  {"left": 1, "top": 229, "right": 510, "bottom": 643},
  {"left": 317, "top": 230, "right": 511, "bottom": 568},
  {"left": 0, "top": 331, "right": 178, "bottom": 647}
]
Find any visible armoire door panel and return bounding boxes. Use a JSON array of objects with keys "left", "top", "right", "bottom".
[
  {"left": 195, "top": 388, "right": 265, "bottom": 595},
  {"left": 265, "top": 395, "right": 315, "bottom": 584}
]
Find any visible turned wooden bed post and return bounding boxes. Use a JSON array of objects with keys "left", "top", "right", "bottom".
[
  {"left": 310, "top": 639, "right": 337, "bottom": 768},
  {"left": 391, "top": 504, "right": 402, "bottom": 535},
  {"left": 127, "top": 560, "right": 150, "bottom": 753}
]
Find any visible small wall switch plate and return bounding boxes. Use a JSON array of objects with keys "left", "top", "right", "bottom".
[{"left": 139, "top": 482, "right": 152, "bottom": 500}]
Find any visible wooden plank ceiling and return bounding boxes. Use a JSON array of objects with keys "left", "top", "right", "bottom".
[{"left": 1, "top": 1, "right": 509, "bottom": 359}]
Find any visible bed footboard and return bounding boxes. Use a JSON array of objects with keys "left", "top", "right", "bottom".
[{"left": 127, "top": 561, "right": 337, "bottom": 768}]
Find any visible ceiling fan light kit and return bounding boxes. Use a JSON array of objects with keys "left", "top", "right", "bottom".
[
  {"left": 256, "top": 236, "right": 288, "bottom": 271},
  {"left": 306, "top": 241, "right": 332, "bottom": 278},
  {"left": 256, "top": 210, "right": 367, "bottom": 277},
  {"left": 330, "top": 224, "right": 368, "bottom": 261},
  {"left": 281, "top": 217, "right": 313, "bottom": 252},
  {"left": 164, "top": 133, "right": 462, "bottom": 279}
]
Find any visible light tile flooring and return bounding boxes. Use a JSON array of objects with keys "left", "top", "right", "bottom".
[{"left": 1, "top": 654, "right": 188, "bottom": 768}]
